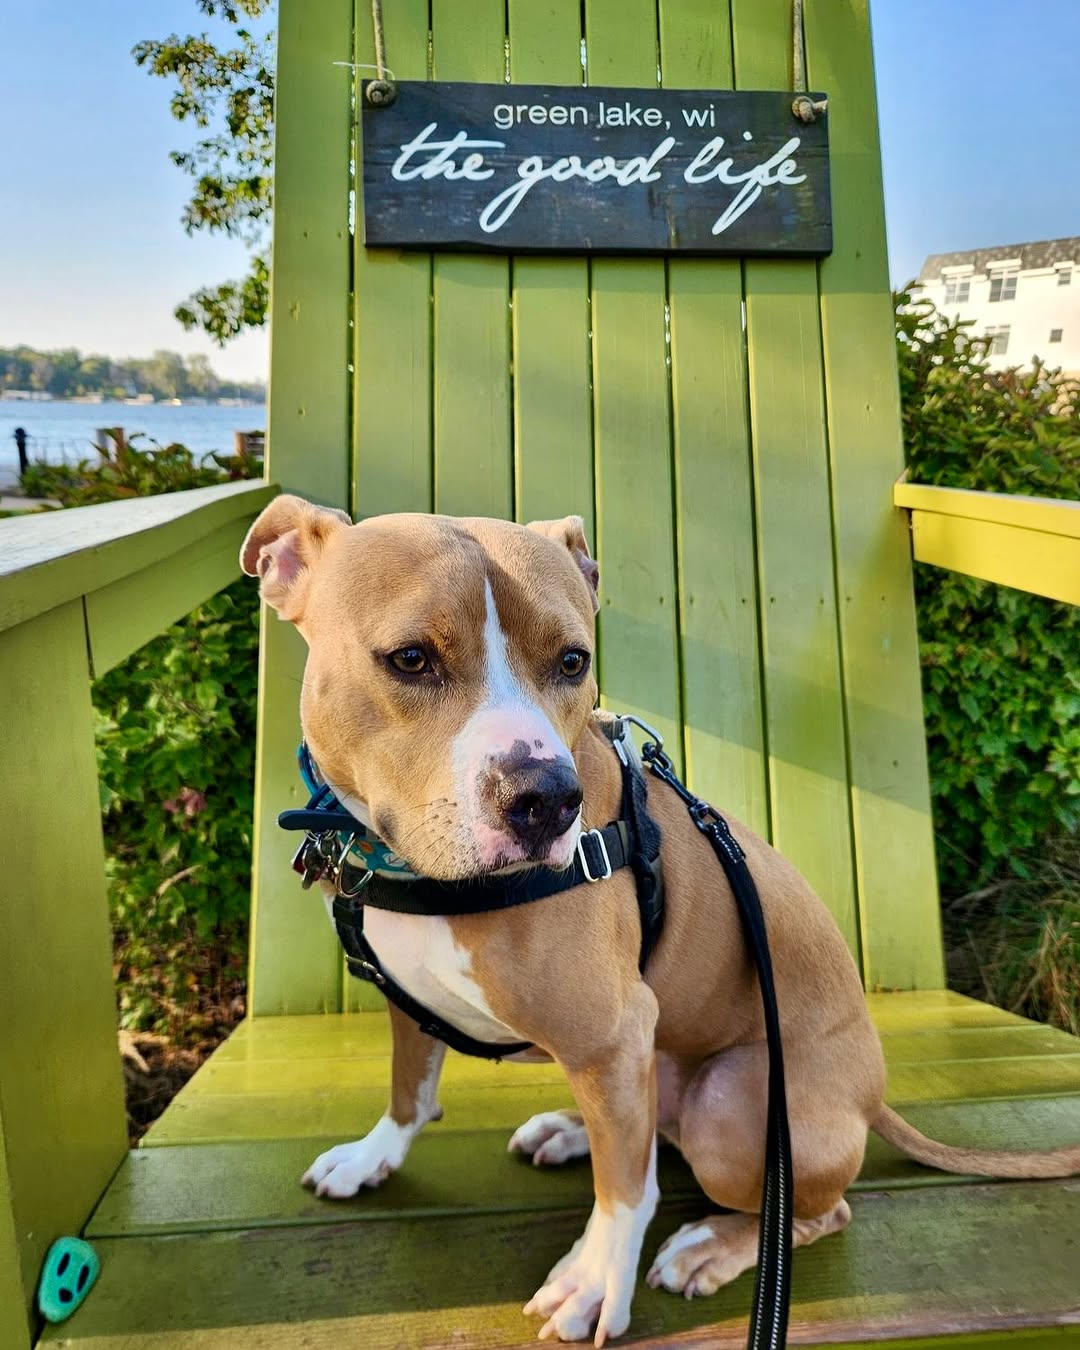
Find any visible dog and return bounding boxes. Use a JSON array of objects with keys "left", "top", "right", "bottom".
[{"left": 241, "top": 494, "right": 1080, "bottom": 1346}]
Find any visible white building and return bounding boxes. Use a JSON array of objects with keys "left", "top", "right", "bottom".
[{"left": 912, "top": 235, "right": 1080, "bottom": 376}]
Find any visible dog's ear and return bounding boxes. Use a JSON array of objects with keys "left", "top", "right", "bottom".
[
  {"left": 239, "top": 494, "right": 352, "bottom": 621},
  {"left": 527, "top": 514, "right": 599, "bottom": 612}
]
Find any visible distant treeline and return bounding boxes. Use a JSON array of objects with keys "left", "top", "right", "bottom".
[{"left": 0, "top": 345, "right": 265, "bottom": 402}]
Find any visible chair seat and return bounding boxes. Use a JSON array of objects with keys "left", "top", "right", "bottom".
[{"left": 43, "top": 991, "right": 1080, "bottom": 1348}]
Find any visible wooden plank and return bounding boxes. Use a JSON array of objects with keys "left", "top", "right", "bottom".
[
  {"left": 0, "top": 1103, "right": 31, "bottom": 1350},
  {"left": 907, "top": 510, "right": 1080, "bottom": 607},
  {"left": 431, "top": 0, "right": 513, "bottom": 520},
  {"left": 887, "top": 1055, "right": 1080, "bottom": 1106},
  {"left": 84, "top": 519, "right": 252, "bottom": 677},
  {"left": 248, "top": 0, "right": 354, "bottom": 1015},
  {"left": 141, "top": 1080, "right": 578, "bottom": 1147},
  {"left": 894, "top": 483, "right": 1080, "bottom": 538},
  {"left": 659, "top": 0, "right": 766, "bottom": 830},
  {"left": 880, "top": 1025, "right": 1080, "bottom": 1064},
  {"left": 508, "top": 0, "right": 594, "bottom": 536},
  {"left": 187, "top": 1052, "right": 566, "bottom": 1096},
  {"left": 345, "top": 0, "right": 435, "bottom": 1015},
  {"left": 586, "top": 0, "right": 684, "bottom": 769},
  {"left": 43, "top": 1183, "right": 1080, "bottom": 1348},
  {"left": 732, "top": 0, "right": 859, "bottom": 954},
  {"left": 805, "top": 0, "right": 945, "bottom": 990},
  {"left": 0, "top": 603, "right": 128, "bottom": 1322},
  {"left": 0, "top": 481, "right": 274, "bottom": 635},
  {"left": 89, "top": 1094, "right": 1080, "bottom": 1238},
  {"left": 353, "top": 0, "right": 432, "bottom": 519},
  {"left": 741, "top": 262, "right": 859, "bottom": 949},
  {"left": 865, "top": 989, "right": 1027, "bottom": 1032}
]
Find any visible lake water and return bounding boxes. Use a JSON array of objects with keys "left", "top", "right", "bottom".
[{"left": 0, "top": 399, "right": 267, "bottom": 489}]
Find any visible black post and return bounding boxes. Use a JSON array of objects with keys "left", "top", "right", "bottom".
[{"left": 13, "top": 427, "right": 29, "bottom": 478}]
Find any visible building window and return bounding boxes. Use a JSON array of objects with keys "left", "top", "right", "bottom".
[
  {"left": 988, "top": 270, "right": 1018, "bottom": 302},
  {"left": 1057, "top": 268, "right": 1071, "bottom": 286},
  {"left": 1049, "top": 328, "right": 1063, "bottom": 343},
  {"left": 943, "top": 276, "right": 971, "bottom": 303},
  {"left": 985, "top": 326, "right": 1010, "bottom": 355}
]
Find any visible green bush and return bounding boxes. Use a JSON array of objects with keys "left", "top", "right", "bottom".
[
  {"left": 26, "top": 438, "right": 262, "bottom": 1039},
  {"left": 896, "top": 291, "right": 1080, "bottom": 895},
  {"left": 897, "top": 291, "right": 1080, "bottom": 1031},
  {"left": 97, "top": 582, "right": 259, "bottom": 1036}
]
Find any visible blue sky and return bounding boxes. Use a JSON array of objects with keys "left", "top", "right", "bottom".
[{"left": 0, "top": 1, "right": 1077, "bottom": 383}]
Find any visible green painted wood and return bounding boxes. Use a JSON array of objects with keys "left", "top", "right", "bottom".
[
  {"left": 0, "top": 482, "right": 274, "bottom": 635},
  {"left": 659, "top": 0, "right": 766, "bottom": 832},
  {"left": 343, "top": 0, "right": 436, "bottom": 1015},
  {"left": 886, "top": 1055, "right": 1080, "bottom": 1107},
  {"left": 43, "top": 1183, "right": 1080, "bottom": 1349},
  {"left": 0, "top": 603, "right": 127, "bottom": 1324},
  {"left": 431, "top": 0, "right": 513, "bottom": 520},
  {"left": 880, "top": 1025, "right": 1080, "bottom": 1064},
  {"left": 84, "top": 519, "right": 253, "bottom": 677},
  {"left": 142, "top": 1081, "right": 578, "bottom": 1147},
  {"left": 141, "top": 1000, "right": 1080, "bottom": 1154},
  {"left": 804, "top": 0, "right": 944, "bottom": 991},
  {"left": 249, "top": 0, "right": 355, "bottom": 1015},
  {"left": 0, "top": 1103, "right": 31, "bottom": 1350},
  {"left": 733, "top": 0, "right": 858, "bottom": 953},
  {"left": 508, "top": 1, "right": 594, "bottom": 536},
  {"left": 353, "top": 0, "right": 432, "bottom": 520},
  {"left": 88, "top": 1092, "right": 1080, "bottom": 1238},
  {"left": 865, "top": 989, "right": 1029, "bottom": 1033},
  {"left": 585, "top": 0, "right": 683, "bottom": 769}
]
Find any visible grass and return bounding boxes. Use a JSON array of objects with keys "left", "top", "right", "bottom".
[{"left": 943, "top": 835, "right": 1080, "bottom": 1037}]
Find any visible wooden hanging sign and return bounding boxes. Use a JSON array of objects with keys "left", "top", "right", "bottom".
[{"left": 361, "top": 80, "right": 831, "bottom": 256}]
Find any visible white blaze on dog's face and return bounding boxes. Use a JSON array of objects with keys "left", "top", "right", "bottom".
[{"left": 240, "top": 496, "right": 600, "bottom": 879}]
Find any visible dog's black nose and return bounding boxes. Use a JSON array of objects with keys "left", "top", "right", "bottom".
[{"left": 496, "top": 760, "right": 583, "bottom": 853}]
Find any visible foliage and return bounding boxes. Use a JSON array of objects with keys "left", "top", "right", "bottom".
[
  {"left": 99, "top": 582, "right": 259, "bottom": 1037},
  {"left": 133, "top": 1, "right": 275, "bottom": 343},
  {"left": 0, "top": 343, "right": 264, "bottom": 401},
  {"left": 32, "top": 439, "right": 262, "bottom": 1040},
  {"left": 944, "top": 839, "right": 1080, "bottom": 1037},
  {"left": 897, "top": 290, "right": 1080, "bottom": 1032},
  {"left": 21, "top": 434, "right": 254, "bottom": 504}
]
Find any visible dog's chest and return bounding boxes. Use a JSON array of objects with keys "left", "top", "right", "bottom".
[{"left": 364, "top": 908, "right": 525, "bottom": 1044}]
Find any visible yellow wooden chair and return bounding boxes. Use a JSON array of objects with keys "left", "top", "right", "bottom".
[{"left": 2, "top": 2, "right": 1078, "bottom": 1347}]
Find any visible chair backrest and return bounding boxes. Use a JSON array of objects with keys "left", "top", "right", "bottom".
[{"left": 248, "top": 0, "right": 945, "bottom": 1016}]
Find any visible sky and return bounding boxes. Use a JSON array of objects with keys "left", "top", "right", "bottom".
[{"left": 0, "top": 1, "right": 1077, "bottom": 384}]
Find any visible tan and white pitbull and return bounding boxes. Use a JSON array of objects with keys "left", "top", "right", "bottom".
[{"left": 241, "top": 495, "right": 1080, "bottom": 1347}]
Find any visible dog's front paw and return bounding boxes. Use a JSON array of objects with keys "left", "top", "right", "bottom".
[
  {"left": 509, "top": 1110, "right": 590, "bottom": 1166},
  {"left": 302, "top": 1117, "right": 413, "bottom": 1198},
  {"left": 524, "top": 1200, "right": 646, "bottom": 1346}
]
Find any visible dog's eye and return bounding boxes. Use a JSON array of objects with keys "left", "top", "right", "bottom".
[
  {"left": 388, "top": 646, "right": 431, "bottom": 675},
  {"left": 559, "top": 648, "right": 590, "bottom": 679}
]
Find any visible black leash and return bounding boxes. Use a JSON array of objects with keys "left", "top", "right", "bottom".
[{"left": 634, "top": 723, "right": 792, "bottom": 1350}]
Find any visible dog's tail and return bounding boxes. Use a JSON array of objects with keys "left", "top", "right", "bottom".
[{"left": 873, "top": 1104, "right": 1080, "bottom": 1179}]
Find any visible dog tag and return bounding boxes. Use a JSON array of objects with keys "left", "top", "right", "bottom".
[{"left": 292, "top": 836, "right": 324, "bottom": 889}]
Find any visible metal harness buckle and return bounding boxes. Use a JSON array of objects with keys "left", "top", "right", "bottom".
[{"left": 576, "top": 828, "right": 613, "bottom": 883}]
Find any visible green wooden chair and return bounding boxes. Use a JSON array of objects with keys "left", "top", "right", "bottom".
[{"left": 2, "top": 2, "right": 1079, "bottom": 1347}]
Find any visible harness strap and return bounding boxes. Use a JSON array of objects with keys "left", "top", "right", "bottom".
[
  {"left": 345, "top": 819, "right": 633, "bottom": 916},
  {"left": 279, "top": 721, "right": 665, "bottom": 1058},
  {"left": 332, "top": 892, "right": 535, "bottom": 1059}
]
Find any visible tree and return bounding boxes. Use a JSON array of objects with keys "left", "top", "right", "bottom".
[{"left": 133, "top": 1, "right": 275, "bottom": 345}]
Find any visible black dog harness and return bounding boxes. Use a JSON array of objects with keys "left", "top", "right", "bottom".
[
  {"left": 278, "top": 716, "right": 792, "bottom": 1350},
  {"left": 278, "top": 718, "right": 664, "bottom": 1060}
]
